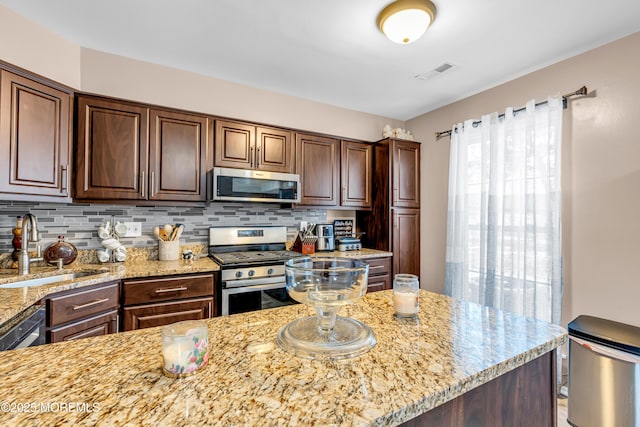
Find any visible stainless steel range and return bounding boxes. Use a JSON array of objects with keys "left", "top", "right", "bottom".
[{"left": 209, "top": 226, "right": 303, "bottom": 316}]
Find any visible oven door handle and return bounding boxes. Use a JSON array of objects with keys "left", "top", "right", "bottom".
[
  {"left": 224, "top": 276, "right": 285, "bottom": 289},
  {"left": 223, "top": 281, "right": 286, "bottom": 295}
]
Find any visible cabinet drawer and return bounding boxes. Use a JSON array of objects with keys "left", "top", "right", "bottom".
[
  {"left": 49, "top": 310, "right": 118, "bottom": 343},
  {"left": 123, "top": 273, "right": 214, "bottom": 305},
  {"left": 366, "top": 257, "right": 391, "bottom": 276},
  {"left": 368, "top": 274, "right": 391, "bottom": 293},
  {"left": 123, "top": 297, "right": 213, "bottom": 331},
  {"left": 47, "top": 282, "right": 119, "bottom": 327}
]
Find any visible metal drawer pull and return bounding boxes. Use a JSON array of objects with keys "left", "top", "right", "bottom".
[
  {"left": 72, "top": 298, "right": 109, "bottom": 311},
  {"left": 155, "top": 286, "right": 188, "bottom": 294},
  {"left": 370, "top": 265, "right": 385, "bottom": 270}
]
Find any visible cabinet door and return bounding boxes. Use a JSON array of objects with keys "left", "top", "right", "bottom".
[
  {"left": 392, "top": 208, "right": 420, "bottom": 277},
  {"left": 48, "top": 310, "right": 118, "bottom": 343},
  {"left": 256, "top": 126, "right": 293, "bottom": 173},
  {"left": 296, "top": 133, "right": 339, "bottom": 206},
  {"left": 123, "top": 297, "right": 213, "bottom": 331},
  {"left": 149, "top": 110, "right": 209, "bottom": 201},
  {"left": 214, "top": 120, "right": 255, "bottom": 169},
  {"left": 0, "top": 70, "right": 71, "bottom": 199},
  {"left": 75, "top": 96, "right": 148, "bottom": 200},
  {"left": 341, "top": 140, "right": 371, "bottom": 208},
  {"left": 393, "top": 140, "right": 420, "bottom": 208}
]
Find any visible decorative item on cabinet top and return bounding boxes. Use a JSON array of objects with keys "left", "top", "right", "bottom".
[{"left": 382, "top": 124, "right": 414, "bottom": 140}]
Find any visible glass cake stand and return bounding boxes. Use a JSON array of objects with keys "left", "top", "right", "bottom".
[{"left": 276, "top": 257, "right": 376, "bottom": 359}]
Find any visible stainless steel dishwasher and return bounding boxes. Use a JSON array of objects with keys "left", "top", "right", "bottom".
[
  {"left": 568, "top": 315, "right": 640, "bottom": 427},
  {"left": 0, "top": 305, "right": 46, "bottom": 350}
]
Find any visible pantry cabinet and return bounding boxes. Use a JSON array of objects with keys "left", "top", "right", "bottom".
[
  {"left": 0, "top": 68, "right": 72, "bottom": 201},
  {"left": 295, "top": 133, "right": 340, "bottom": 206},
  {"left": 75, "top": 95, "right": 209, "bottom": 202},
  {"left": 215, "top": 119, "right": 293, "bottom": 173},
  {"left": 357, "top": 138, "right": 421, "bottom": 278}
]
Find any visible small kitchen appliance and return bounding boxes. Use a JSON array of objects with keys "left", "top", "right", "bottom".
[
  {"left": 209, "top": 226, "right": 304, "bottom": 316},
  {"left": 315, "top": 224, "right": 335, "bottom": 252},
  {"left": 335, "top": 236, "right": 362, "bottom": 251}
]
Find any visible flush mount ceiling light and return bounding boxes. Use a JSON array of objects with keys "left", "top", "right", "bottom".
[{"left": 377, "top": 0, "right": 437, "bottom": 44}]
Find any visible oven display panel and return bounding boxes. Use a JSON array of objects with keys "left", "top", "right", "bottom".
[{"left": 237, "top": 230, "right": 264, "bottom": 237}]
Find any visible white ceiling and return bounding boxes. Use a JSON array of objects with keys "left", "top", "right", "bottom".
[{"left": 2, "top": 0, "right": 640, "bottom": 120}]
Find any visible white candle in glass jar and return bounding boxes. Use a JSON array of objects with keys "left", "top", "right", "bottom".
[
  {"left": 393, "top": 290, "right": 419, "bottom": 315},
  {"left": 393, "top": 274, "right": 419, "bottom": 317},
  {"left": 162, "top": 340, "right": 190, "bottom": 372}
]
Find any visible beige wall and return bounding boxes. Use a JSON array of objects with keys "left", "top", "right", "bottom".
[
  {"left": 79, "top": 48, "right": 403, "bottom": 142},
  {"left": 0, "top": 5, "right": 81, "bottom": 87},
  {"left": 408, "top": 32, "right": 640, "bottom": 328}
]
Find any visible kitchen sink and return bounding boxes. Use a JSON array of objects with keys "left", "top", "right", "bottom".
[{"left": 0, "top": 270, "right": 109, "bottom": 289}]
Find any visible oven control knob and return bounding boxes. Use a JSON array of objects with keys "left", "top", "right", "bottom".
[
  {"left": 248, "top": 270, "right": 255, "bottom": 277},
  {"left": 235, "top": 271, "right": 243, "bottom": 278},
  {"left": 267, "top": 268, "right": 274, "bottom": 275}
]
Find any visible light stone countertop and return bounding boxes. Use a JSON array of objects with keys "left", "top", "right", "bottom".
[
  {"left": 0, "top": 248, "right": 392, "bottom": 328},
  {"left": 0, "top": 256, "right": 221, "bottom": 326},
  {"left": 0, "top": 289, "right": 567, "bottom": 426}
]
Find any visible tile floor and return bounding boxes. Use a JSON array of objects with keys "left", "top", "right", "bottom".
[{"left": 558, "top": 397, "right": 571, "bottom": 427}]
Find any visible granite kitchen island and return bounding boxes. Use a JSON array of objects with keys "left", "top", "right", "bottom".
[{"left": 0, "top": 290, "right": 566, "bottom": 426}]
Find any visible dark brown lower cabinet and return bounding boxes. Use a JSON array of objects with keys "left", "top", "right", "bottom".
[
  {"left": 401, "top": 350, "right": 557, "bottom": 426},
  {"left": 122, "top": 297, "right": 213, "bottom": 331},
  {"left": 45, "top": 281, "right": 120, "bottom": 343},
  {"left": 49, "top": 310, "right": 118, "bottom": 342},
  {"left": 121, "top": 272, "right": 216, "bottom": 331},
  {"left": 366, "top": 257, "right": 391, "bottom": 292}
]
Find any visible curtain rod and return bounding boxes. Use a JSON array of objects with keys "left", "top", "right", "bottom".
[{"left": 434, "top": 86, "right": 588, "bottom": 140}]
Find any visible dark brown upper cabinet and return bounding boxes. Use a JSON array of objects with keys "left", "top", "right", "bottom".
[
  {"left": 149, "top": 109, "right": 209, "bottom": 202},
  {"left": 0, "top": 69, "right": 72, "bottom": 200},
  {"left": 75, "top": 95, "right": 209, "bottom": 202},
  {"left": 295, "top": 133, "right": 340, "bottom": 206},
  {"left": 393, "top": 139, "right": 420, "bottom": 208},
  {"left": 341, "top": 140, "right": 372, "bottom": 209},
  {"left": 215, "top": 119, "right": 293, "bottom": 173}
]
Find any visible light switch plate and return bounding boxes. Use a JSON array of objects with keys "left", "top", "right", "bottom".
[{"left": 123, "top": 222, "right": 142, "bottom": 237}]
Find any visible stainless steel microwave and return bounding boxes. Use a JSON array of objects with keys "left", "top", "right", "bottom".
[{"left": 212, "top": 167, "right": 300, "bottom": 203}]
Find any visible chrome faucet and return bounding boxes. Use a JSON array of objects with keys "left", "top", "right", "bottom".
[{"left": 18, "top": 213, "right": 43, "bottom": 275}]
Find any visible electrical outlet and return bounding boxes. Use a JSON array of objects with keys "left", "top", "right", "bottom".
[
  {"left": 300, "top": 221, "right": 308, "bottom": 231},
  {"left": 123, "top": 222, "right": 142, "bottom": 237}
]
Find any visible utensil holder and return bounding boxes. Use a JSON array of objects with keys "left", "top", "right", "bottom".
[{"left": 159, "top": 240, "right": 180, "bottom": 261}]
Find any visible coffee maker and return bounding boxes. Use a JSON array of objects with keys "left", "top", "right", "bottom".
[{"left": 315, "top": 224, "right": 335, "bottom": 251}]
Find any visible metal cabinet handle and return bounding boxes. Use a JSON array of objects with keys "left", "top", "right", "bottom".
[
  {"left": 154, "top": 286, "right": 188, "bottom": 294},
  {"left": 150, "top": 171, "right": 155, "bottom": 198},
  {"left": 250, "top": 146, "right": 255, "bottom": 168},
  {"left": 60, "top": 165, "right": 68, "bottom": 193},
  {"left": 140, "top": 171, "right": 146, "bottom": 198},
  {"left": 72, "top": 298, "right": 109, "bottom": 311},
  {"left": 256, "top": 147, "right": 261, "bottom": 168},
  {"left": 370, "top": 265, "right": 385, "bottom": 271}
]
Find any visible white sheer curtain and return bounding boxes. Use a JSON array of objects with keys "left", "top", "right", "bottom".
[{"left": 444, "top": 97, "right": 563, "bottom": 325}]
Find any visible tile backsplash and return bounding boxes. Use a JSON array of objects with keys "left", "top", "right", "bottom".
[{"left": 0, "top": 201, "right": 328, "bottom": 253}]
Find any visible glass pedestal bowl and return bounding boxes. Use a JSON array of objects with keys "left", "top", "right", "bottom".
[{"left": 276, "top": 257, "right": 376, "bottom": 359}]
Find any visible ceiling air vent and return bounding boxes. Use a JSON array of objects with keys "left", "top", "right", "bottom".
[{"left": 414, "top": 62, "right": 456, "bottom": 81}]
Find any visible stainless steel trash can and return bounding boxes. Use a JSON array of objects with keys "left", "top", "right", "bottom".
[{"left": 568, "top": 315, "right": 640, "bottom": 427}]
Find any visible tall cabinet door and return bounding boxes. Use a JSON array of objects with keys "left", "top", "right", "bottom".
[
  {"left": 0, "top": 70, "right": 71, "bottom": 199},
  {"left": 75, "top": 96, "right": 148, "bottom": 200},
  {"left": 149, "top": 110, "right": 209, "bottom": 202},
  {"left": 392, "top": 208, "right": 420, "bottom": 276},
  {"left": 256, "top": 126, "right": 293, "bottom": 173},
  {"left": 341, "top": 140, "right": 371, "bottom": 208},
  {"left": 296, "top": 133, "right": 340, "bottom": 206},
  {"left": 393, "top": 140, "right": 420, "bottom": 208}
]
